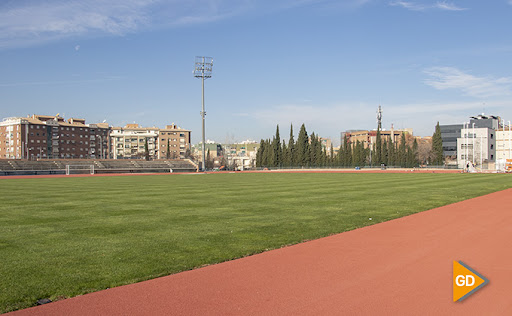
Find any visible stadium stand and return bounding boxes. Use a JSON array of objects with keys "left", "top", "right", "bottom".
[{"left": 0, "top": 159, "right": 198, "bottom": 175}]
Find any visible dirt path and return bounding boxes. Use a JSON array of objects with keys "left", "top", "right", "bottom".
[{"left": 8, "top": 189, "right": 512, "bottom": 315}]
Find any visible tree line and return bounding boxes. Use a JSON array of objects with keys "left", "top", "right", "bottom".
[{"left": 256, "top": 123, "right": 445, "bottom": 168}]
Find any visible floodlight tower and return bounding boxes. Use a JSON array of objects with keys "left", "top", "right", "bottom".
[{"left": 194, "top": 56, "right": 213, "bottom": 171}]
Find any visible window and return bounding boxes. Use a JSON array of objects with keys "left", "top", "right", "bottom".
[
  {"left": 491, "top": 134, "right": 494, "bottom": 139},
  {"left": 491, "top": 144, "right": 494, "bottom": 149}
]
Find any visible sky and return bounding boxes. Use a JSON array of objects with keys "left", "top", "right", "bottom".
[{"left": 1, "top": 0, "right": 512, "bottom": 145}]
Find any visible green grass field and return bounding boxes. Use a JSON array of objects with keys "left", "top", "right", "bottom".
[{"left": 0, "top": 172, "right": 510, "bottom": 313}]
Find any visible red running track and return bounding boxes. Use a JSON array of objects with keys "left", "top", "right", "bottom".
[{"left": 9, "top": 189, "right": 512, "bottom": 315}]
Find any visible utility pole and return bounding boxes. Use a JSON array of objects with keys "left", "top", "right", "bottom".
[{"left": 193, "top": 56, "right": 213, "bottom": 171}]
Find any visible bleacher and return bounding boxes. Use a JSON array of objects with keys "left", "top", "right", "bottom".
[
  {"left": 0, "top": 159, "right": 198, "bottom": 175},
  {"left": 0, "top": 160, "right": 15, "bottom": 171}
]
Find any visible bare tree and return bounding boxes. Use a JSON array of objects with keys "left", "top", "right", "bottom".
[{"left": 417, "top": 138, "right": 432, "bottom": 165}]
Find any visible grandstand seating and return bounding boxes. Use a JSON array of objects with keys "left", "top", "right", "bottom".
[{"left": 0, "top": 159, "right": 198, "bottom": 175}]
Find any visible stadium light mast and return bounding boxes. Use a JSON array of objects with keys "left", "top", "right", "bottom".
[{"left": 194, "top": 56, "right": 213, "bottom": 171}]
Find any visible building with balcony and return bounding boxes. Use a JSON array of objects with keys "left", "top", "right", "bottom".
[
  {"left": 110, "top": 123, "right": 191, "bottom": 159},
  {"left": 0, "top": 114, "right": 109, "bottom": 159}
]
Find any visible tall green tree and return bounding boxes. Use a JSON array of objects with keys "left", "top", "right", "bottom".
[
  {"left": 381, "top": 140, "right": 388, "bottom": 166},
  {"left": 375, "top": 128, "right": 382, "bottom": 165},
  {"left": 256, "top": 139, "right": 265, "bottom": 167},
  {"left": 398, "top": 133, "right": 407, "bottom": 167},
  {"left": 166, "top": 139, "right": 171, "bottom": 159},
  {"left": 432, "top": 122, "right": 444, "bottom": 165},
  {"left": 288, "top": 124, "right": 295, "bottom": 167},
  {"left": 296, "top": 124, "right": 310, "bottom": 167},
  {"left": 272, "top": 125, "right": 282, "bottom": 167},
  {"left": 387, "top": 139, "right": 395, "bottom": 166},
  {"left": 144, "top": 138, "right": 150, "bottom": 161},
  {"left": 281, "top": 140, "right": 288, "bottom": 167},
  {"left": 343, "top": 136, "right": 352, "bottom": 167},
  {"left": 206, "top": 148, "right": 212, "bottom": 169},
  {"left": 329, "top": 146, "right": 334, "bottom": 166}
]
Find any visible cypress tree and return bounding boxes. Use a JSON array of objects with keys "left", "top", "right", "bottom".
[
  {"left": 296, "top": 124, "right": 310, "bottom": 167},
  {"left": 432, "top": 122, "right": 444, "bottom": 165},
  {"left": 375, "top": 128, "right": 382, "bottom": 165},
  {"left": 288, "top": 124, "right": 295, "bottom": 167},
  {"left": 272, "top": 125, "right": 282, "bottom": 167},
  {"left": 387, "top": 139, "right": 395, "bottom": 166},
  {"left": 144, "top": 138, "right": 150, "bottom": 161},
  {"left": 281, "top": 140, "right": 288, "bottom": 167},
  {"left": 265, "top": 139, "right": 274, "bottom": 167},
  {"left": 412, "top": 138, "right": 419, "bottom": 167},
  {"left": 329, "top": 146, "right": 334, "bottom": 167},
  {"left": 399, "top": 133, "right": 407, "bottom": 167},
  {"left": 381, "top": 140, "right": 388, "bottom": 166},
  {"left": 166, "top": 139, "right": 171, "bottom": 159},
  {"left": 256, "top": 139, "right": 265, "bottom": 167},
  {"left": 206, "top": 148, "right": 211, "bottom": 169},
  {"left": 344, "top": 140, "right": 352, "bottom": 167}
]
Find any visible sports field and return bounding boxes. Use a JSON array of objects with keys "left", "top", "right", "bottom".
[{"left": 0, "top": 173, "right": 510, "bottom": 313}]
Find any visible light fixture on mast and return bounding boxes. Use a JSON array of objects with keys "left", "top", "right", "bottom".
[{"left": 193, "top": 56, "right": 213, "bottom": 171}]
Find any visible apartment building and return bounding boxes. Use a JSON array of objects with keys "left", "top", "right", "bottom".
[
  {"left": 457, "top": 127, "right": 496, "bottom": 168},
  {"left": 0, "top": 115, "right": 109, "bottom": 159},
  {"left": 158, "top": 124, "right": 192, "bottom": 159},
  {"left": 441, "top": 114, "right": 500, "bottom": 159},
  {"left": 111, "top": 123, "right": 191, "bottom": 159}
]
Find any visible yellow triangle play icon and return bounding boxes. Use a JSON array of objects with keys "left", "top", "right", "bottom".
[{"left": 453, "top": 261, "right": 489, "bottom": 302}]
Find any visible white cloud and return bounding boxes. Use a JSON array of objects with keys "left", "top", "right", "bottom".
[
  {"left": 389, "top": 1, "right": 427, "bottom": 11},
  {"left": 0, "top": 0, "right": 154, "bottom": 49},
  {"left": 424, "top": 67, "right": 512, "bottom": 98},
  {"left": 0, "top": 0, "right": 372, "bottom": 49},
  {"left": 433, "top": 1, "right": 466, "bottom": 11},
  {"left": 389, "top": 1, "right": 466, "bottom": 11}
]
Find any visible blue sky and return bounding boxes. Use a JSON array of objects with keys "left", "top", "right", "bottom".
[{"left": 1, "top": 0, "right": 512, "bottom": 145}]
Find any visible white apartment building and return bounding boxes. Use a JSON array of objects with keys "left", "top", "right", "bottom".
[
  {"left": 110, "top": 123, "right": 191, "bottom": 159},
  {"left": 457, "top": 127, "right": 496, "bottom": 168},
  {"left": 110, "top": 124, "right": 158, "bottom": 159}
]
